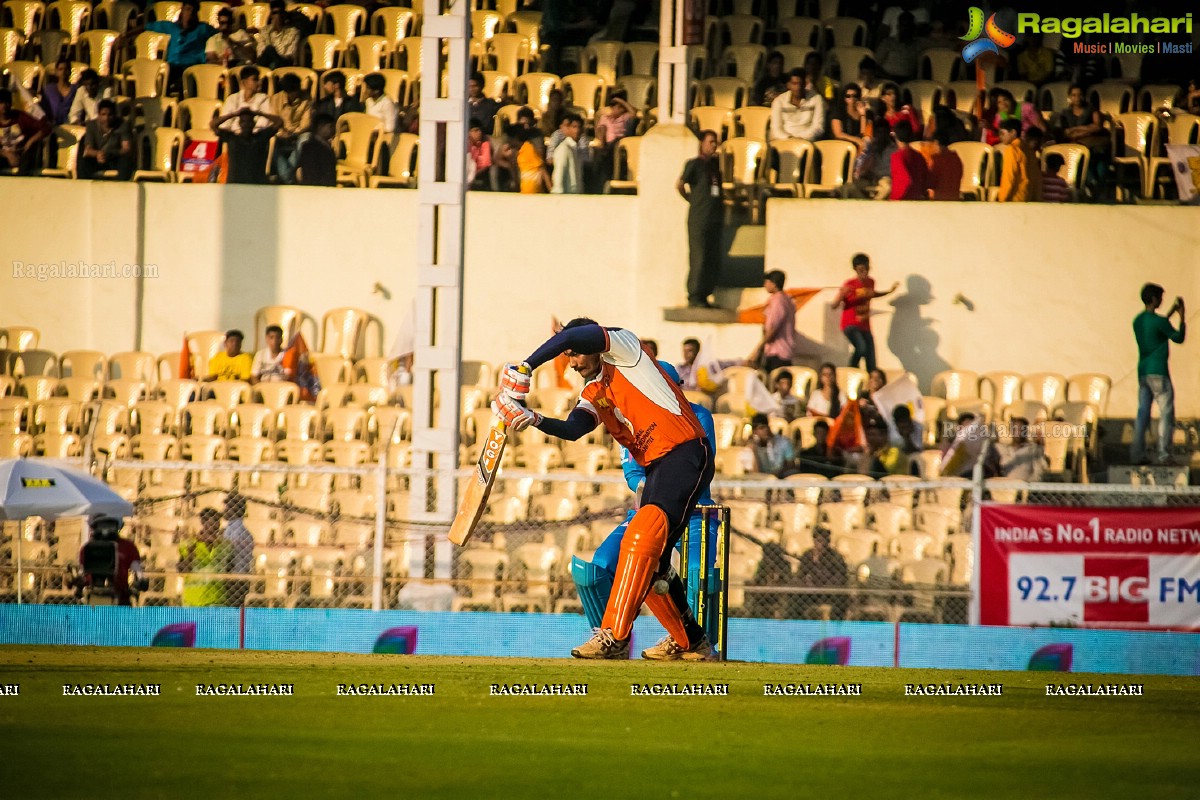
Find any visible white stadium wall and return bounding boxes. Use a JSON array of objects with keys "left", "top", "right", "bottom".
[{"left": 1, "top": 128, "right": 1197, "bottom": 417}]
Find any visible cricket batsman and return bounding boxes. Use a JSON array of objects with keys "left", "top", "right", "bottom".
[
  {"left": 568, "top": 360, "right": 718, "bottom": 660},
  {"left": 492, "top": 319, "right": 715, "bottom": 659}
]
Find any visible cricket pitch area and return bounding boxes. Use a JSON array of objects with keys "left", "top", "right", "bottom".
[{"left": 1, "top": 646, "right": 1197, "bottom": 799}]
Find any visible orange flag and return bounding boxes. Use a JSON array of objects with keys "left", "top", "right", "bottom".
[
  {"left": 827, "top": 399, "right": 866, "bottom": 452},
  {"left": 179, "top": 333, "right": 194, "bottom": 380},
  {"left": 737, "top": 288, "right": 823, "bottom": 324},
  {"left": 282, "top": 333, "right": 315, "bottom": 400}
]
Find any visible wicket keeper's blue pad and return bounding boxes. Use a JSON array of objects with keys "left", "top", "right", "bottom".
[
  {"left": 620, "top": 403, "right": 717, "bottom": 502},
  {"left": 570, "top": 556, "right": 616, "bottom": 629}
]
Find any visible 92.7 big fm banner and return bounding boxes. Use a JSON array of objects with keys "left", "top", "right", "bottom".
[{"left": 976, "top": 505, "right": 1200, "bottom": 630}]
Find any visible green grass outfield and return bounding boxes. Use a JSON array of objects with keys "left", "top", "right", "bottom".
[{"left": 1, "top": 647, "right": 1198, "bottom": 799}]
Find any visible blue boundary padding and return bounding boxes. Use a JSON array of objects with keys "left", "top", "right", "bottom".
[{"left": 1, "top": 605, "right": 1198, "bottom": 674}]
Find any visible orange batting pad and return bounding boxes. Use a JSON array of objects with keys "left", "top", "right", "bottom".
[
  {"left": 602, "top": 505, "right": 669, "bottom": 639},
  {"left": 643, "top": 588, "right": 691, "bottom": 650}
]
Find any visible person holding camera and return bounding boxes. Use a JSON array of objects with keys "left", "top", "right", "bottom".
[
  {"left": 1132, "top": 283, "right": 1187, "bottom": 465},
  {"left": 76, "top": 516, "right": 147, "bottom": 606}
]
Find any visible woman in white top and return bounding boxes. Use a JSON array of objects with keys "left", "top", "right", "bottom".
[{"left": 806, "top": 362, "right": 847, "bottom": 418}]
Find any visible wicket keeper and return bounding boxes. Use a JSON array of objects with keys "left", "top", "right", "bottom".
[{"left": 493, "top": 320, "right": 715, "bottom": 659}]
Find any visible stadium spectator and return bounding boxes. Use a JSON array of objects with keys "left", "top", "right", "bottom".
[
  {"left": 467, "top": 72, "right": 501, "bottom": 135},
  {"left": 998, "top": 417, "right": 1046, "bottom": 480},
  {"left": 677, "top": 130, "right": 723, "bottom": 309},
  {"left": 129, "top": 0, "right": 217, "bottom": 93},
  {"left": 858, "top": 415, "right": 908, "bottom": 477},
  {"left": 796, "top": 527, "right": 849, "bottom": 619},
  {"left": 212, "top": 108, "right": 280, "bottom": 184},
  {"left": 745, "top": 541, "right": 795, "bottom": 619},
  {"left": 878, "top": 83, "right": 921, "bottom": 138},
  {"left": 831, "top": 253, "right": 897, "bottom": 373},
  {"left": 271, "top": 72, "right": 312, "bottom": 184},
  {"left": 830, "top": 83, "right": 869, "bottom": 152},
  {"left": 1132, "top": 283, "right": 1186, "bottom": 465},
  {"left": 997, "top": 119, "right": 1041, "bottom": 202},
  {"left": 804, "top": 51, "right": 836, "bottom": 102},
  {"left": 890, "top": 404, "right": 923, "bottom": 454},
  {"left": 677, "top": 338, "right": 701, "bottom": 390},
  {"left": 875, "top": 11, "right": 921, "bottom": 81},
  {"left": 313, "top": 72, "right": 364, "bottom": 124},
  {"left": 644, "top": 340, "right": 659, "bottom": 359},
  {"left": 771, "top": 369, "right": 802, "bottom": 422},
  {"left": 1050, "top": 85, "right": 1107, "bottom": 193},
  {"left": 204, "top": 329, "right": 253, "bottom": 381},
  {"left": 489, "top": 136, "right": 519, "bottom": 192},
  {"left": 223, "top": 494, "right": 254, "bottom": 607},
  {"left": 551, "top": 112, "right": 585, "bottom": 194},
  {"left": 806, "top": 362, "right": 845, "bottom": 418},
  {"left": 517, "top": 126, "right": 550, "bottom": 193},
  {"left": 858, "top": 368, "right": 887, "bottom": 413},
  {"left": 251, "top": 325, "right": 292, "bottom": 383},
  {"left": 924, "top": 104, "right": 969, "bottom": 145},
  {"left": 38, "top": 59, "right": 78, "bottom": 126},
  {"left": 596, "top": 92, "right": 635, "bottom": 178},
  {"left": 362, "top": 73, "right": 396, "bottom": 135},
  {"left": 878, "top": 2, "right": 930, "bottom": 44},
  {"left": 76, "top": 516, "right": 145, "bottom": 606},
  {"left": 220, "top": 66, "right": 271, "bottom": 130},
  {"left": 296, "top": 113, "right": 336, "bottom": 186},
  {"left": 981, "top": 88, "right": 1044, "bottom": 146},
  {"left": 926, "top": 130, "right": 963, "bottom": 200},
  {"left": 1016, "top": 32, "right": 1056, "bottom": 85},
  {"left": 179, "top": 508, "right": 230, "bottom": 607},
  {"left": 749, "top": 413, "right": 796, "bottom": 477},
  {"left": 528, "top": 88, "right": 559, "bottom": 137},
  {"left": 798, "top": 418, "right": 842, "bottom": 477},
  {"left": 68, "top": 70, "right": 113, "bottom": 125},
  {"left": 770, "top": 69, "right": 826, "bottom": 143},
  {"left": 857, "top": 58, "right": 884, "bottom": 99},
  {"left": 78, "top": 100, "right": 134, "bottom": 181},
  {"left": 1041, "top": 153, "right": 1071, "bottom": 203},
  {"left": 467, "top": 119, "right": 493, "bottom": 190},
  {"left": 251, "top": 0, "right": 301, "bottom": 68},
  {"left": 753, "top": 51, "right": 787, "bottom": 106},
  {"left": 0, "top": 88, "right": 51, "bottom": 175},
  {"left": 751, "top": 270, "right": 796, "bottom": 372},
  {"left": 206, "top": 7, "right": 256, "bottom": 66},
  {"left": 888, "top": 120, "right": 928, "bottom": 200},
  {"left": 849, "top": 118, "right": 895, "bottom": 198}
]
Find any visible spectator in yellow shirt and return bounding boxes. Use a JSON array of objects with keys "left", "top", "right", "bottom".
[
  {"left": 204, "top": 329, "right": 253, "bottom": 381},
  {"left": 997, "top": 120, "right": 1043, "bottom": 202}
]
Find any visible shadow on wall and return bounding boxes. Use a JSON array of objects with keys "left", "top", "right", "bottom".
[{"left": 886, "top": 274, "right": 951, "bottom": 393}]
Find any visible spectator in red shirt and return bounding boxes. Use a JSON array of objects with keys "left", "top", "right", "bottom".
[
  {"left": 1041, "top": 152, "right": 1071, "bottom": 203},
  {"left": 888, "top": 120, "right": 928, "bottom": 200},
  {"left": 0, "top": 88, "right": 52, "bottom": 175},
  {"left": 831, "top": 253, "right": 898, "bottom": 373},
  {"left": 926, "top": 130, "right": 963, "bottom": 200}
]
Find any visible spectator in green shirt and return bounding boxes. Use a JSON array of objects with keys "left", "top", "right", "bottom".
[
  {"left": 1132, "top": 283, "right": 1186, "bottom": 464},
  {"left": 179, "top": 508, "right": 231, "bottom": 607}
]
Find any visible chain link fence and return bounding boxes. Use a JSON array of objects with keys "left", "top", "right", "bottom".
[{"left": 3, "top": 456, "right": 1198, "bottom": 624}]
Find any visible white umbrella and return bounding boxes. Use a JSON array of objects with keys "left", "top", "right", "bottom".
[{"left": 0, "top": 458, "right": 133, "bottom": 520}]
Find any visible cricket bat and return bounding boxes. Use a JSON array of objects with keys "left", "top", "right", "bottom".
[{"left": 448, "top": 418, "right": 510, "bottom": 546}]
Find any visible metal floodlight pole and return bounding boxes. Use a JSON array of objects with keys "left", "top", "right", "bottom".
[{"left": 411, "top": 0, "right": 470, "bottom": 582}]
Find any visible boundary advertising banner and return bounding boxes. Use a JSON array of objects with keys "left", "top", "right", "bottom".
[{"left": 976, "top": 505, "right": 1200, "bottom": 630}]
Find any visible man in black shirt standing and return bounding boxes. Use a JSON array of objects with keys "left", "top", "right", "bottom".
[
  {"left": 296, "top": 113, "right": 336, "bottom": 186},
  {"left": 676, "top": 130, "right": 723, "bottom": 309},
  {"left": 211, "top": 108, "right": 281, "bottom": 184}
]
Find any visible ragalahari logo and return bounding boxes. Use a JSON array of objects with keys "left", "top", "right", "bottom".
[{"left": 961, "top": 7, "right": 1016, "bottom": 63}]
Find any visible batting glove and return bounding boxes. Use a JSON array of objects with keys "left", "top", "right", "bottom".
[
  {"left": 492, "top": 395, "right": 542, "bottom": 432},
  {"left": 499, "top": 361, "right": 533, "bottom": 400}
]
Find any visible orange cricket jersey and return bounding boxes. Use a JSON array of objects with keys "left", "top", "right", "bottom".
[{"left": 576, "top": 328, "right": 704, "bottom": 466}]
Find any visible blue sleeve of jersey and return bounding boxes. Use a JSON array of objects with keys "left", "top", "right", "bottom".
[
  {"left": 525, "top": 324, "right": 607, "bottom": 368},
  {"left": 620, "top": 446, "right": 645, "bottom": 493},
  {"left": 693, "top": 404, "right": 717, "bottom": 455},
  {"left": 536, "top": 407, "right": 598, "bottom": 441}
]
